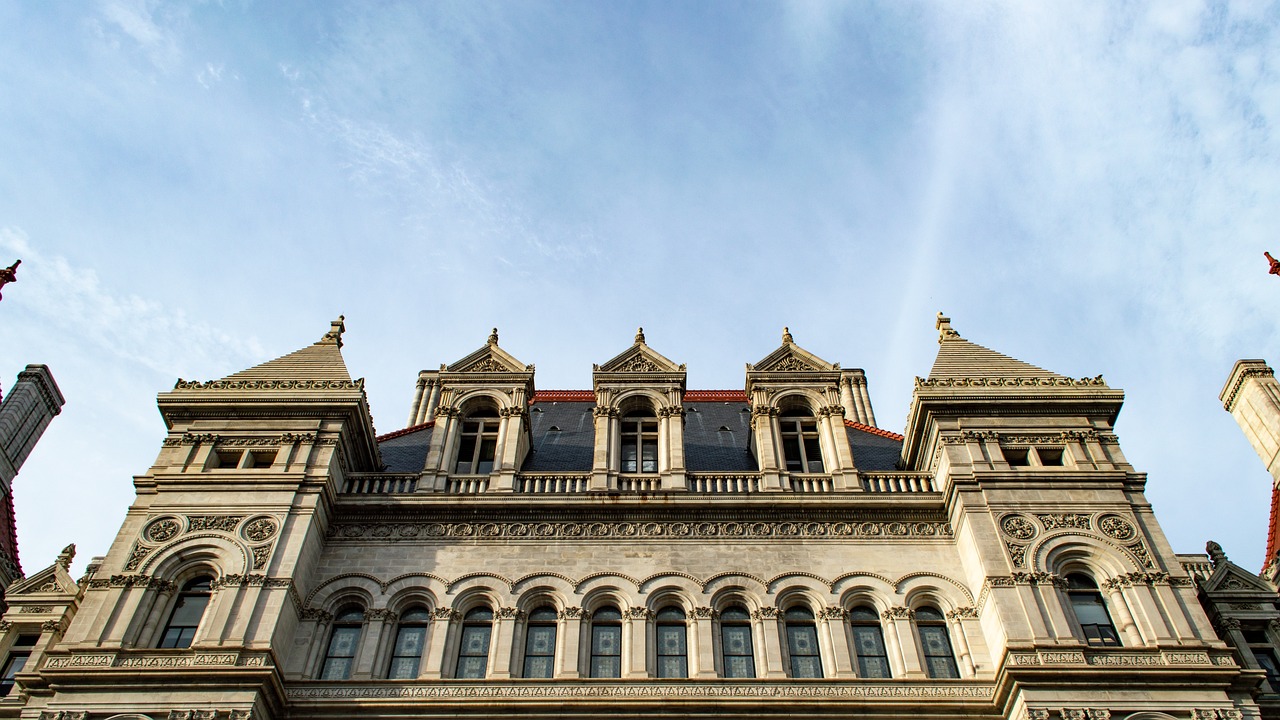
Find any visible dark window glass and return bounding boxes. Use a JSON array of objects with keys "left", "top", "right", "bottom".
[
  {"left": 849, "top": 605, "right": 891, "bottom": 678},
  {"left": 159, "top": 576, "right": 213, "bottom": 649},
  {"left": 621, "top": 411, "right": 659, "bottom": 473},
  {"left": 719, "top": 606, "right": 755, "bottom": 678},
  {"left": 1065, "top": 573, "right": 1121, "bottom": 647},
  {"left": 655, "top": 606, "right": 688, "bottom": 678},
  {"left": 590, "top": 606, "right": 622, "bottom": 678},
  {"left": 784, "top": 606, "right": 823, "bottom": 678},
  {"left": 455, "top": 410, "right": 499, "bottom": 474},
  {"left": 387, "top": 606, "right": 430, "bottom": 679},
  {"left": 456, "top": 607, "right": 493, "bottom": 679},
  {"left": 779, "top": 410, "right": 823, "bottom": 473},
  {"left": 915, "top": 607, "right": 959, "bottom": 679},
  {"left": 320, "top": 605, "right": 365, "bottom": 680},
  {"left": 0, "top": 635, "right": 38, "bottom": 697},
  {"left": 523, "top": 605, "right": 558, "bottom": 679}
]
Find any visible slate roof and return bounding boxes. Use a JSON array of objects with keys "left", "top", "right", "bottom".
[
  {"left": 380, "top": 425, "right": 433, "bottom": 473},
  {"left": 526, "top": 401, "right": 596, "bottom": 472},
  {"left": 683, "top": 401, "right": 756, "bottom": 472},
  {"left": 845, "top": 424, "right": 903, "bottom": 471}
]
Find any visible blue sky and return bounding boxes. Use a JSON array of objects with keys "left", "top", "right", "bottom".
[{"left": 2, "top": 0, "right": 1279, "bottom": 575}]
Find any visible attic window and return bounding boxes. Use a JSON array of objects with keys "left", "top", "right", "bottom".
[
  {"left": 688, "top": 407, "right": 699, "bottom": 412},
  {"left": 1004, "top": 448, "right": 1031, "bottom": 467},
  {"left": 719, "top": 426, "right": 731, "bottom": 432},
  {"left": 549, "top": 426, "right": 561, "bottom": 432},
  {"left": 533, "top": 407, "right": 544, "bottom": 412}
]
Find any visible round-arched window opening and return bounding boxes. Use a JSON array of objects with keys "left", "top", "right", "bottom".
[
  {"left": 522, "top": 605, "right": 558, "bottom": 678},
  {"left": 1064, "top": 573, "right": 1121, "bottom": 647},
  {"left": 779, "top": 409, "right": 823, "bottom": 473},
  {"left": 719, "top": 605, "right": 755, "bottom": 678},
  {"left": 456, "top": 408, "right": 500, "bottom": 474},
  {"left": 655, "top": 606, "right": 688, "bottom": 678},
  {"left": 158, "top": 576, "right": 214, "bottom": 649},
  {"left": 849, "top": 605, "right": 890, "bottom": 678},
  {"left": 621, "top": 409, "right": 658, "bottom": 473},
  {"left": 783, "top": 606, "right": 823, "bottom": 678},
  {"left": 387, "top": 605, "right": 431, "bottom": 679},
  {"left": 320, "top": 603, "right": 366, "bottom": 679},
  {"left": 589, "top": 606, "right": 623, "bottom": 678},
  {"left": 914, "top": 606, "right": 959, "bottom": 678}
]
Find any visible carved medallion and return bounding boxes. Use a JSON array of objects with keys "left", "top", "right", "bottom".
[
  {"left": 1000, "top": 514, "right": 1037, "bottom": 540},
  {"left": 144, "top": 517, "right": 182, "bottom": 543},
  {"left": 243, "top": 517, "right": 279, "bottom": 542},
  {"left": 1097, "top": 514, "right": 1136, "bottom": 541}
]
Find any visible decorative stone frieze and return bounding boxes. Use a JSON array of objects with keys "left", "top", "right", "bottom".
[
  {"left": 914, "top": 376, "right": 1105, "bottom": 388},
  {"left": 328, "top": 519, "right": 953, "bottom": 541},
  {"left": 559, "top": 607, "right": 585, "bottom": 620},
  {"left": 818, "top": 606, "right": 847, "bottom": 620},
  {"left": 946, "top": 607, "right": 978, "bottom": 620},
  {"left": 173, "top": 378, "right": 363, "bottom": 391},
  {"left": 432, "top": 608, "right": 461, "bottom": 622},
  {"left": 286, "top": 681, "right": 996, "bottom": 700},
  {"left": 364, "top": 608, "right": 395, "bottom": 621},
  {"left": 1036, "top": 514, "right": 1090, "bottom": 531},
  {"left": 689, "top": 607, "right": 716, "bottom": 619},
  {"left": 186, "top": 515, "right": 243, "bottom": 533}
]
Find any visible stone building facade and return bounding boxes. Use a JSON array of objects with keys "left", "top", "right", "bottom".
[
  {"left": 0, "top": 365, "right": 64, "bottom": 592},
  {"left": 0, "top": 316, "right": 1270, "bottom": 720}
]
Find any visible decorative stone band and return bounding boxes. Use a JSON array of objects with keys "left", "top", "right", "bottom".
[
  {"left": 915, "top": 376, "right": 1106, "bottom": 388},
  {"left": 167, "top": 712, "right": 253, "bottom": 720},
  {"left": 86, "top": 574, "right": 177, "bottom": 593},
  {"left": 285, "top": 681, "right": 996, "bottom": 701},
  {"left": 1221, "top": 365, "right": 1275, "bottom": 412},
  {"left": 328, "top": 520, "right": 953, "bottom": 542},
  {"left": 173, "top": 378, "right": 364, "bottom": 391},
  {"left": 41, "top": 649, "right": 272, "bottom": 670},
  {"left": 1006, "top": 648, "right": 1237, "bottom": 669},
  {"left": 1027, "top": 710, "right": 1112, "bottom": 720}
]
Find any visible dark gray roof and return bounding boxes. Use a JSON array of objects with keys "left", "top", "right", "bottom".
[
  {"left": 380, "top": 425, "right": 432, "bottom": 472},
  {"left": 683, "top": 402, "right": 757, "bottom": 472},
  {"left": 525, "top": 402, "right": 596, "bottom": 472},
  {"left": 846, "top": 425, "right": 902, "bottom": 471}
]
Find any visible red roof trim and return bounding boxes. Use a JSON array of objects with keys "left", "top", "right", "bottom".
[
  {"left": 684, "top": 390, "right": 748, "bottom": 402},
  {"left": 532, "top": 390, "right": 595, "bottom": 402},
  {"left": 376, "top": 420, "right": 434, "bottom": 442},
  {"left": 1266, "top": 486, "right": 1280, "bottom": 573},
  {"left": 845, "top": 420, "right": 904, "bottom": 442}
]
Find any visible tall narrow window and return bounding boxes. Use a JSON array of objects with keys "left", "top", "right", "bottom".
[
  {"left": 590, "top": 606, "right": 623, "bottom": 678},
  {"left": 655, "top": 606, "right": 688, "bottom": 678},
  {"left": 784, "top": 606, "right": 823, "bottom": 678},
  {"left": 456, "top": 607, "right": 493, "bottom": 679},
  {"left": 320, "top": 605, "right": 365, "bottom": 680},
  {"left": 522, "top": 606, "right": 558, "bottom": 678},
  {"left": 159, "top": 576, "right": 213, "bottom": 649},
  {"left": 779, "top": 409, "right": 823, "bottom": 473},
  {"left": 620, "top": 410, "right": 659, "bottom": 473},
  {"left": 719, "top": 606, "right": 755, "bottom": 678},
  {"left": 915, "top": 607, "right": 959, "bottom": 679},
  {"left": 849, "top": 605, "right": 891, "bottom": 678},
  {"left": 0, "top": 634, "right": 38, "bottom": 697},
  {"left": 455, "top": 408, "right": 500, "bottom": 474},
  {"left": 387, "top": 606, "right": 430, "bottom": 679},
  {"left": 1245, "top": 626, "right": 1280, "bottom": 688},
  {"left": 1064, "top": 573, "right": 1120, "bottom": 647}
]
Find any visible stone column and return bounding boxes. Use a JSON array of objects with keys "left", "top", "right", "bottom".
[
  {"left": 946, "top": 609, "right": 977, "bottom": 677},
  {"left": 626, "top": 608, "right": 650, "bottom": 677},
  {"left": 353, "top": 609, "right": 392, "bottom": 679},
  {"left": 839, "top": 376, "right": 860, "bottom": 423},
  {"left": 885, "top": 608, "right": 924, "bottom": 678},
  {"left": 590, "top": 407, "right": 612, "bottom": 491},
  {"left": 692, "top": 607, "right": 717, "bottom": 678},
  {"left": 821, "top": 607, "right": 854, "bottom": 677},
  {"left": 408, "top": 377, "right": 427, "bottom": 427},
  {"left": 557, "top": 608, "right": 584, "bottom": 678},
  {"left": 754, "top": 607, "right": 786, "bottom": 677},
  {"left": 301, "top": 611, "right": 334, "bottom": 678},
  {"left": 1101, "top": 579, "right": 1143, "bottom": 646},
  {"left": 422, "top": 380, "right": 442, "bottom": 424},
  {"left": 856, "top": 378, "right": 876, "bottom": 427},
  {"left": 420, "top": 609, "right": 456, "bottom": 678},
  {"left": 489, "top": 608, "right": 521, "bottom": 678},
  {"left": 667, "top": 405, "right": 687, "bottom": 490}
]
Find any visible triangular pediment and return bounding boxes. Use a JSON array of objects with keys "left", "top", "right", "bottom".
[
  {"left": 596, "top": 343, "right": 683, "bottom": 374},
  {"left": 7, "top": 559, "right": 76, "bottom": 597},
  {"left": 749, "top": 331, "right": 836, "bottom": 373},
  {"left": 446, "top": 330, "right": 532, "bottom": 374},
  {"left": 1202, "top": 561, "right": 1276, "bottom": 594}
]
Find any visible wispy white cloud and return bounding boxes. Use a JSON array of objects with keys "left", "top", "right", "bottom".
[{"left": 96, "top": 0, "right": 183, "bottom": 72}]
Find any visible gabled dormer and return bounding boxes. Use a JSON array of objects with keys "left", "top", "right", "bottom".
[
  {"left": 589, "top": 329, "right": 687, "bottom": 491},
  {"left": 744, "top": 328, "right": 863, "bottom": 491},
  {"left": 900, "top": 314, "right": 1128, "bottom": 484},
  {"left": 421, "top": 329, "right": 536, "bottom": 493}
]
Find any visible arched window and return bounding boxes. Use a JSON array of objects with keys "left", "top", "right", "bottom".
[
  {"left": 654, "top": 606, "right": 688, "bottom": 678},
  {"left": 456, "top": 607, "right": 493, "bottom": 678},
  {"left": 387, "top": 606, "right": 430, "bottom": 679},
  {"left": 1064, "top": 573, "right": 1120, "bottom": 647},
  {"left": 158, "top": 576, "right": 213, "bottom": 649},
  {"left": 321, "top": 605, "right": 365, "bottom": 679},
  {"left": 455, "top": 408, "right": 500, "bottom": 474},
  {"left": 522, "top": 606, "right": 558, "bottom": 678},
  {"left": 915, "top": 607, "right": 959, "bottom": 678},
  {"left": 784, "top": 606, "right": 823, "bottom": 678},
  {"left": 849, "top": 605, "right": 891, "bottom": 678},
  {"left": 620, "top": 409, "right": 659, "bottom": 473},
  {"left": 590, "top": 606, "right": 623, "bottom": 678},
  {"left": 779, "top": 409, "right": 823, "bottom": 473},
  {"left": 719, "top": 605, "right": 755, "bottom": 678}
]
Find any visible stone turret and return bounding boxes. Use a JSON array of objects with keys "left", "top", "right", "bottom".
[
  {"left": 0, "top": 364, "right": 64, "bottom": 588},
  {"left": 1220, "top": 359, "right": 1280, "bottom": 571}
]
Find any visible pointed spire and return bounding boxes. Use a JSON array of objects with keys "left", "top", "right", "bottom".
[
  {"left": 321, "top": 315, "right": 346, "bottom": 348},
  {"left": 487, "top": 327, "right": 499, "bottom": 346},
  {"left": 936, "top": 312, "right": 960, "bottom": 344},
  {"left": 782, "top": 326, "right": 794, "bottom": 344},
  {"left": 635, "top": 327, "right": 646, "bottom": 345}
]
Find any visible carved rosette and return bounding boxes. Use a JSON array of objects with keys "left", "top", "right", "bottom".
[
  {"left": 145, "top": 517, "right": 183, "bottom": 543},
  {"left": 243, "top": 517, "right": 279, "bottom": 543},
  {"left": 1000, "top": 514, "right": 1038, "bottom": 540},
  {"left": 1096, "top": 514, "right": 1136, "bottom": 541}
]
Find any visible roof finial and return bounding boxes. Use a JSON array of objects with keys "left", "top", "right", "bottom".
[
  {"left": 635, "top": 327, "right": 645, "bottom": 344},
  {"left": 782, "top": 326, "right": 793, "bottom": 344},
  {"left": 936, "top": 312, "right": 960, "bottom": 344},
  {"left": 1206, "top": 540, "right": 1227, "bottom": 566},
  {"left": 0, "top": 259, "right": 19, "bottom": 302},
  {"left": 1267, "top": 252, "right": 1280, "bottom": 277},
  {"left": 322, "top": 315, "right": 346, "bottom": 348},
  {"left": 56, "top": 543, "right": 75, "bottom": 571},
  {"left": 488, "top": 327, "right": 499, "bottom": 346}
]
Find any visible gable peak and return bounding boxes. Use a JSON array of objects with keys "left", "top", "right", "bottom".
[
  {"left": 322, "top": 315, "right": 346, "bottom": 348},
  {"left": 936, "top": 312, "right": 961, "bottom": 344}
]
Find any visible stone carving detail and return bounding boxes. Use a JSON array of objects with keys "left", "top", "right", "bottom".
[
  {"left": 251, "top": 545, "right": 271, "bottom": 570},
  {"left": 124, "top": 542, "right": 152, "bottom": 571},
  {"left": 301, "top": 608, "right": 334, "bottom": 623},
  {"left": 463, "top": 357, "right": 508, "bottom": 373},
  {"left": 987, "top": 576, "right": 1017, "bottom": 588},
  {"left": 916, "top": 376, "right": 1105, "bottom": 388},
  {"left": 1001, "top": 514, "right": 1037, "bottom": 540},
  {"left": 751, "top": 607, "right": 779, "bottom": 620},
  {"left": 167, "top": 712, "right": 218, "bottom": 720},
  {"left": 364, "top": 608, "right": 395, "bottom": 621},
  {"left": 882, "top": 606, "right": 914, "bottom": 620},
  {"left": 328, "top": 519, "right": 953, "bottom": 541},
  {"left": 0, "top": 621, "right": 10, "bottom": 632},
  {"left": 1012, "top": 572, "right": 1064, "bottom": 587},
  {"left": 559, "top": 607, "right": 585, "bottom": 620},
  {"left": 145, "top": 517, "right": 182, "bottom": 543},
  {"left": 39, "top": 713, "right": 89, "bottom": 720},
  {"left": 1006, "top": 542, "right": 1028, "bottom": 568},
  {"left": 229, "top": 711, "right": 253, "bottom": 720},
  {"left": 187, "top": 516, "right": 243, "bottom": 533},
  {"left": 1125, "top": 541, "right": 1155, "bottom": 569},
  {"left": 769, "top": 356, "right": 815, "bottom": 372},
  {"left": 1059, "top": 710, "right": 1087, "bottom": 720},
  {"left": 287, "top": 683, "right": 995, "bottom": 700},
  {"left": 1037, "top": 514, "right": 1091, "bottom": 531},
  {"left": 818, "top": 606, "right": 847, "bottom": 620},
  {"left": 496, "top": 607, "right": 524, "bottom": 620},
  {"left": 947, "top": 607, "right": 978, "bottom": 620},
  {"left": 626, "top": 607, "right": 652, "bottom": 620},
  {"left": 174, "top": 379, "right": 362, "bottom": 391},
  {"left": 689, "top": 607, "right": 717, "bottom": 620},
  {"left": 1026, "top": 711, "right": 1051, "bottom": 720},
  {"left": 243, "top": 517, "right": 278, "bottom": 542},
  {"left": 88, "top": 574, "right": 176, "bottom": 592},
  {"left": 616, "top": 356, "right": 661, "bottom": 372},
  {"left": 1097, "top": 515, "right": 1136, "bottom": 541},
  {"left": 16, "top": 606, "right": 52, "bottom": 613},
  {"left": 42, "top": 619, "right": 65, "bottom": 632},
  {"left": 1217, "top": 617, "right": 1243, "bottom": 631},
  {"left": 433, "top": 607, "right": 461, "bottom": 622}
]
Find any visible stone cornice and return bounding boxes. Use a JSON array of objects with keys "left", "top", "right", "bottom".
[{"left": 1220, "top": 360, "right": 1275, "bottom": 412}]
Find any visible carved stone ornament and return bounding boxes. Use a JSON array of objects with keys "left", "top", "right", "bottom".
[
  {"left": 144, "top": 517, "right": 182, "bottom": 543},
  {"left": 364, "top": 608, "right": 395, "bottom": 621},
  {"left": 616, "top": 356, "right": 661, "bottom": 373},
  {"left": 819, "top": 606, "right": 848, "bottom": 620},
  {"left": 16, "top": 606, "right": 52, "bottom": 614},
  {"left": 627, "top": 607, "right": 653, "bottom": 620},
  {"left": 947, "top": 607, "right": 979, "bottom": 620},
  {"left": 173, "top": 378, "right": 362, "bottom": 391},
  {"left": 1059, "top": 710, "right": 1087, "bottom": 720},
  {"left": 124, "top": 543, "right": 152, "bottom": 572},
  {"left": 251, "top": 545, "right": 271, "bottom": 570},
  {"left": 1084, "top": 711, "right": 1110, "bottom": 720},
  {"left": 39, "top": 713, "right": 89, "bottom": 720},
  {"left": 769, "top": 356, "right": 816, "bottom": 372},
  {"left": 230, "top": 712, "right": 254, "bottom": 720},
  {"left": 496, "top": 607, "right": 524, "bottom": 620},
  {"left": 751, "top": 607, "right": 779, "bottom": 620},
  {"left": 882, "top": 606, "right": 914, "bottom": 620},
  {"left": 1097, "top": 515, "right": 1136, "bottom": 541},
  {"left": 0, "top": 621, "right": 10, "bottom": 633},
  {"left": 187, "top": 515, "right": 243, "bottom": 533},
  {"left": 1026, "top": 711, "right": 1051, "bottom": 720},
  {"left": 433, "top": 607, "right": 461, "bottom": 622},
  {"left": 1006, "top": 542, "right": 1028, "bottom": 568},
  {"left": 689, "top": 606, "right": 716, "bottom": 620},
  {"left": 559, "top": 607, "right": 585, "bottom": 620},
  {"left": 1125, "top": 541, "right": 1156, "bottom": 569},
  {"left": 1001, "top": 514, "right": 1038, "bottom": 540},
  {"left": 41, "top": 619, "right": 64, "bottom": 632},
  {"left": 243, "top": 517, "right": 279, "bottom": 542},
  {"left": 1217, "top": 617, "right": 1243, "bottom": 631},
  {"left": 328, "top": 519, "right": 953, "bottom": 542},
  {"left": 301, "top": 608, "right": 334, "bottom": 623},
  {"left": 1036, "top": 514, "right": 1091, "bottom": 531}
]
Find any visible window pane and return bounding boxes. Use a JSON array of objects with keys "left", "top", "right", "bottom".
[
  {"left": 459, "top": 625, "right": 491, "bottom": 656},
  {"left": 388, "top": 656, "right": 419, "bottom": 680},
  {"left": 328, "top": 627, "right": 361, "bottom": 658},
  {"left": 657, "top": 655, "right": 688, "bottom": 678},
  {"left": 791, "top": 655, "right": 823, "bottom": 678},
  {"left": 918, "top": 625, "right": 950, "bottom": 657},
  {"left": 592, "top": 626, "right": 621, "bottom": 656},
  {"left": 526, "top": 626, "right": 556, "bottom": 657},
  {"left": 858, "top": 655, "right": 891, "bottom": 679},
  {"left": 1069, "top": 594, "right": 1112, "bottom": 625},
  {"left": 622, "top": 441, "right": 638, "bottom": 473},
  {"left": 782, "top": 438, "right": 802, "bottom": 471},
  {"left": 456, "top": 656, "right": 488, "bottom": 679},
  {"left": 657, "top": 625, "right": 687, "bottom": 655},
  {"left": 804, "top": 438, "right": 823, "bottom": 472},
  {"left": 169, "top": 593, "right": 211, "bottom": 627},
  {"left": 320, "top": 657, "right": 352, "bottom": 680},
  {"left": 720, "top": 607, "right": 750, "bottom": 622},
  {"left": 925, "top": 655, "right": 960, "bottom": 679},
  {"left": 393, "top": 626, "right": 425, "bottom": 658},
  {"left": 523, "top": 656, "right": 553, "bottom": 679},
  {"left": 641, "top": 442, "right": 658, "bottom": 473},
  {"left": 786, "top": 625, "right": 818, "bottom": 656},
  {"left": 853, "top": 626, "right": 887, "bottom": 658},
  {"left": 591, "top": 656, "right": 621, "bottom": 678},
  {"left": 722, "top": 625, "right": 752, "bottom": 656},
  {"left": 724, "top": 655, "right": 755, "bottom": 678},
  {"left": 476, "top": 439, "right": 497, "bottom": 474}
]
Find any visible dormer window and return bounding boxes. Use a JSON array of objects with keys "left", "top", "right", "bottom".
[
  {"left": 620, "top": 409, "right": 659, "bottom": 474},
  {"left": 455, "top": 408, "right": 499, "bottom": 474},
  {"left": 779, "top": 409, "right": 823, "bottom": 473}
]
